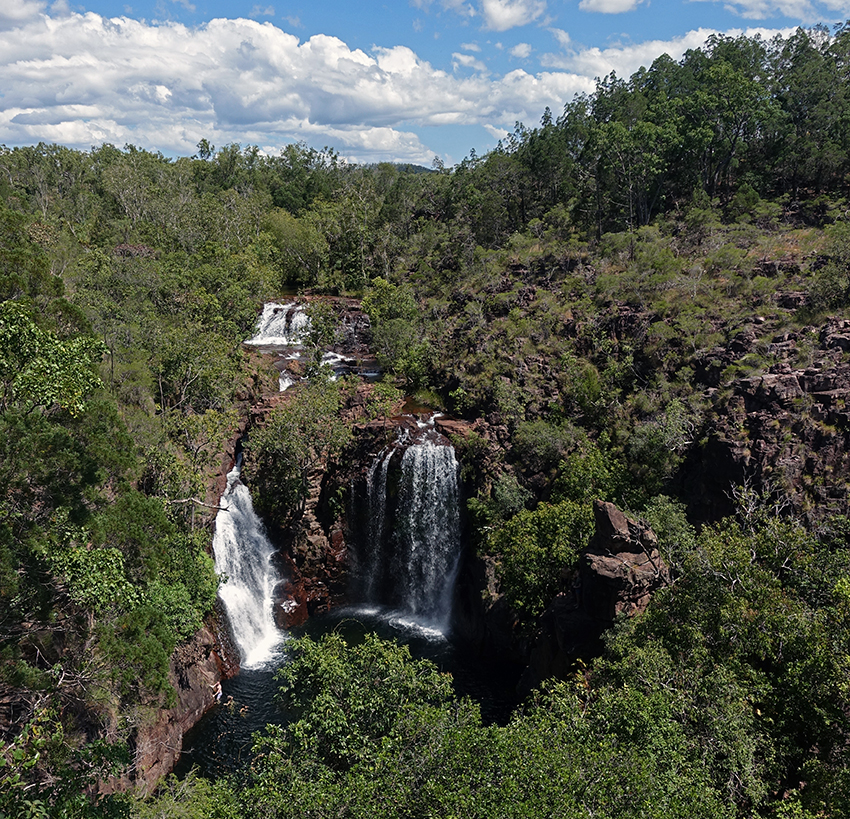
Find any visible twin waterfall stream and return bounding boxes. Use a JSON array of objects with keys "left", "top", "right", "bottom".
[
  {"left": 360, "top": 423, "right": 461, "bottom": 630},
  {"left": 177, "top": 308, "right": 516, "bottom": 778},
  {"left": 212, "top": 417, "right": 462, "bottom": 669},
  {"left": 212, "top": 458, "right": 283, "bottom": 669}
]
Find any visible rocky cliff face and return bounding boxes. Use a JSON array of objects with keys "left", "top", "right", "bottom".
[
  {"left": 273, "top": 462, "right": 350, "bottom": 629},
  {"left": 683, "top": 316, "right": 850, "bottom": 523},
  {"left": 517, "top": 501, "right": 669, "bottom": 691},
  {"left": 106, "top": 625, "right": 233, "bottom": 796},
  {"left": 453, "top": 499, "right": 670, "bottom": 692}
]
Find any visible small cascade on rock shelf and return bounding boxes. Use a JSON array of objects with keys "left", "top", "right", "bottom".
[
  {"left": 244, "top": 302, "right": 310, "bottom": 346},
  {"left": 244, "top": 303, "right": 361, "bottom": 392},
  {"left": 359, "top": 417, "right": 462, "bottom": 631},
  {"left": 213, "top": 458, "right": 284, "bottom": 668}
]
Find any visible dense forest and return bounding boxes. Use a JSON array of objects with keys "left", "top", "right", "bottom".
[{"left": 3, "top": 22, "right": 850, "bottom": 818}]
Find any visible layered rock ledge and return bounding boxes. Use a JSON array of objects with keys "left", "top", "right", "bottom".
[{"left": 521, "top": 501, "right": 669, "bottom": 691}]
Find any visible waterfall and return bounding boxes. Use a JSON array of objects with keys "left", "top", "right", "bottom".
[
  {"left": 213, "top": 461, "right": 283, "bottom": 668},
  {"left": 363, "top": 448, "right": 394, "bottom": 601},
  {"left": 244, "top": 303, "right": 360, "bottom": 391},
  {"left": 361, "top": 422, "right": 462, "bottom": 630},
  {"left": 244, "top": 302, "right": 310, "bottom": 346},
  {"left": 395, "top": 441, "right": 461, "bottom": 623}
]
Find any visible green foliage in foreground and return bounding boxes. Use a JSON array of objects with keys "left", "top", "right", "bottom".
[
  {"left": 66, "top": 353, "right": 850, "bottom": 819},
  {"left": 134, "top": 501, "right": 850, "bottom": 819},
  {"left": 595, "top": 508, "right": 850, "bottom": 817},
  {"left": 0, "top": 201, "right": 234, "bottom": 807},
  {"left": 139, "top": 633, "right": 731, "bottom": 819},
  {"left": 0, "top": 707, "right": 131, "bottom": 819}
]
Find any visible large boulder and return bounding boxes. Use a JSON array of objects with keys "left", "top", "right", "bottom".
[
  {"left": 581, "top": 500, "right": 669, "bottom": 622},
  {"left": 520, "top": 501, "right": 669, "bottom": 692}
]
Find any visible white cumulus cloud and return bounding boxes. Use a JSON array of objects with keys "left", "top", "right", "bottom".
[
  {"left": 483, "top": 123, "right": 510, "bottom": 139},
  {"left": 0, "top": 9, "right": 801, "bottom": 165},
  {"left": 0, "top": 0, "right": 47, "bottom": 28},
  {"left": 0, "top": 11, "right": 594, "bottom": 163},
  {"left": 548, "top": 27, "right": 571, "bottom": 47},
  {"left": 578, "top": 0, "right": 644, "bottom": 12},
  {"left": 510, "top": 42, "right": 532, "bottom": 58},
  {"left": 697, "top": 0, "right": 850, "bottom": 20},
  {"left": 480, "top": 0, "right": 546, "bottom": 31},
  {"left": 540, "top": 26, "right": 792, "bottom": 79},
  {"left": 453, "top": 51, "right": 489, "bottom": 71}
]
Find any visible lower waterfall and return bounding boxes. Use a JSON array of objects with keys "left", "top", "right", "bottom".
[
  {"left": 359, "top": 420, "right": 462, "bottom": 630},
  {"left": 213, "top": 460, "right": 283, "bottom": 668},
  {"left": 177, "top": 419, "right": 520, "bottom": 780}
]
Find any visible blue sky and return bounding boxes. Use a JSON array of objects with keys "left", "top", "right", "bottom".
[{"left": 1, "top": 0, "right": 848, "bottom": 165}]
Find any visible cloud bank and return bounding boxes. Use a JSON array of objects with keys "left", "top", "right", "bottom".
[
  {"left": 0, "top": 10, "right": 593, "bottom": 162},
  {"left": 697, "top": 0, "right": 850, "bottom": 22},
  {"left": 0, "top": 7, "right": 790, "bottom": 163}
]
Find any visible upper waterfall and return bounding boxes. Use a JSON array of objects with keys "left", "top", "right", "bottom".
[
  {"left": 243, "top": 301, "right": 371, "bottom": 391},
  {"left": 244, "top": 302, "right": 310, "bottom": 347},
  {"left": 213, "top": 460, "right": 284, "bottom": 668}
]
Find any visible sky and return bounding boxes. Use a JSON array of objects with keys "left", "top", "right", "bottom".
[{"left": 1, "top": 0, "right": 848, "bottom": 166}]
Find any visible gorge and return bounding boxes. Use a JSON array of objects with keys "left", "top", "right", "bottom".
[
  {"left": 6, "top": 29, "right": 850, "bottom": 813},
  {"left": 180, "top": 402, "right": 522, "bottom": 777}
]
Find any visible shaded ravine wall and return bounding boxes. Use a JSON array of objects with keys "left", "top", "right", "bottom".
[{"left": 107, "top": 419, "right": 250, "bottom": 795}]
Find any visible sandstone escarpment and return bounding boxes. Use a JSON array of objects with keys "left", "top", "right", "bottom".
[{"left": 683, "top": 317, "right": 850, "bottom": 523}]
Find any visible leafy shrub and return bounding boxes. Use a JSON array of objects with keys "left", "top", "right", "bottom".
[
  {"left": 551, "top": 435, "right": 626, "bottom": 506},
  {"left": 488, "top": 500, "right": 593, "bottom": 622},
  {"left": 467, "top": 471, "right": 532, "bottom": 529},
  {"left": 274, "top": 633, "right": 453, "bottom": 770},
  {"left": 512, "top": 419, "right": 577, "bottom": 476},
  {"left": 97, "top": 605, "right": 175, "bottom": 701}
]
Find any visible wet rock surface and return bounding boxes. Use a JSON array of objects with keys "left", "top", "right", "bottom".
[{"left": 273, "top": 464, "right": 349, "bottom": 628}]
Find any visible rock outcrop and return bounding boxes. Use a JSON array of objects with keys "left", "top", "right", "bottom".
[
  {"left": 108, "top": 625, "right": 231, "bottom": 796},
  {"left": 520, "top": 501, "right": 669, "bottom": 691},
  {"left": 273, "top": 463, "right": 349, "bottom": 628},
  {"left": 683, "top": 318, "right": 850, "bottom": 523},
  {"left": 581, "top": 501, "right": 669, "bottom": 620}
]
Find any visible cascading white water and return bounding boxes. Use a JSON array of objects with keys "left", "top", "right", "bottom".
[
  {"left": 244, "top": 302, "right": 310, "bottom": 346},
  {"left": 395, "top": 441, "right": 461, "bottom": 624},
  {"left": 364, "top": 448, "right": 394, "bottom": 601},
  {"left": 213, "top": 461, "right": 283, "bottom": 668},
  {"left": 244, "top": 303, "right": 359, "bottom": 392},
  {"left": 362, "top": 424, "right": 462, "bottom": 630}
]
